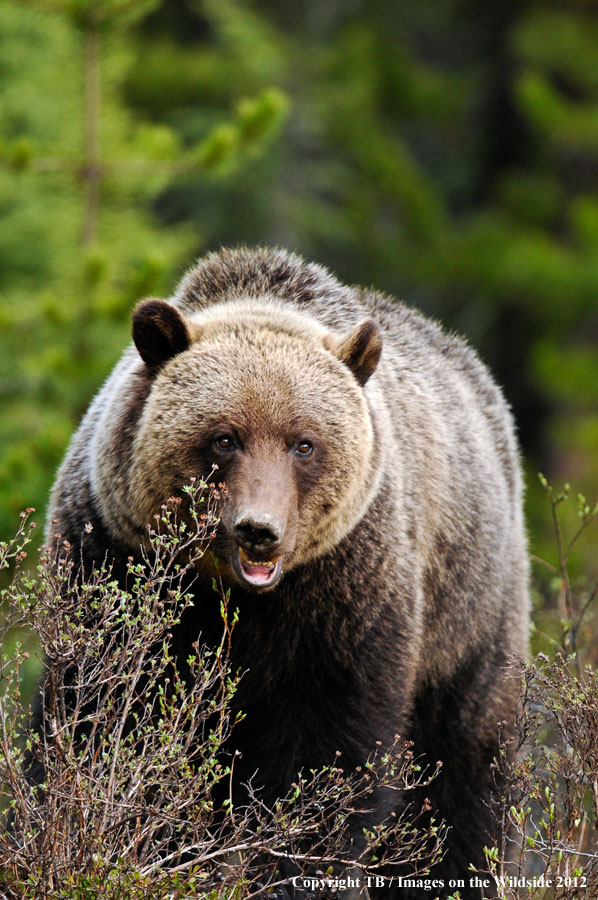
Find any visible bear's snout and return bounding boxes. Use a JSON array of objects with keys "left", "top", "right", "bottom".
[
  {"left": 233, "top": 512, "right": 283, "bottom": 552},
  {"left": 220, "top": 447, "right": 300, "bottom": 590},
  {"left": 228, "top": 509, "right": 288, "bottom": 589}
]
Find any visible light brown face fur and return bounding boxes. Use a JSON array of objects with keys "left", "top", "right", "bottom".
[{"left": 127, "top": 299, "right": 382, "bottom": 591}]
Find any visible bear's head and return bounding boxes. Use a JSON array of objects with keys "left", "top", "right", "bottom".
[{"left": 123, "top": 297, "right": 382, "bottom": 591}]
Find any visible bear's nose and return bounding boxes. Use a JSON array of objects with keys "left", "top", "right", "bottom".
[{"left": 233, "top": 513, "right": 282, "bottom": 550}]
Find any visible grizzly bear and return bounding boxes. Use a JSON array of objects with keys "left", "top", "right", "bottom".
[{"left": 47, "top": 247, "right": 529, "bottom": 898}]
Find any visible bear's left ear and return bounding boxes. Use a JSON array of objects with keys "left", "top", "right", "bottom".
[
  {"left": 132, "top": 299, "right": 191, "bottom": 369},
  {"left": 331, "top": 319, "right": 382, "bottom": 386}
]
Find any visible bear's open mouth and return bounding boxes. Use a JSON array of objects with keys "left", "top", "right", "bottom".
[{"left": 234, "top": 546, "right": 283, "bottom": 589}]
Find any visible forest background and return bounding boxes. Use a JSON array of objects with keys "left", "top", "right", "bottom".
[{"left": 0, "top": 0, "right": 597, "bottom": 663}]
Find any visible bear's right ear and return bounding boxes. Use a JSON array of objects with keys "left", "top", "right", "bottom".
[{"left": 132, "top": 299, "right": 191, "bottom": 369}]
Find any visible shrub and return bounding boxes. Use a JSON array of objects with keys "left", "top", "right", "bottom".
[
  {"left": 479, "top": 479, "right": 598, "bottom": 900},
  {"left": 0, "top": 483, "right": 444, "bottom": 900}
]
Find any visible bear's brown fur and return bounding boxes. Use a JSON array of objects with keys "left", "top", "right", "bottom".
[{"left": 47, "top": 247, "right": 529, "bottom": 898}]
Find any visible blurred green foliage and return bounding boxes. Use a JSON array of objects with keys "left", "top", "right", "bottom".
[{"left": 0, "top": 0, "right": 596, "bottom": 588}]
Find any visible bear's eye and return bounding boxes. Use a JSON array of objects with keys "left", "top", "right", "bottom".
[
  {"left": 215, "top": 434, "right": 235, "bottom": 451},
  {"left": 295, "top": 440, "right": 314, "bottom": 457}
]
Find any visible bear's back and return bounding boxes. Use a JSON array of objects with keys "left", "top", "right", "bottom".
[{"left": 175, "top": 246, "right": 494, "bottom": 396}]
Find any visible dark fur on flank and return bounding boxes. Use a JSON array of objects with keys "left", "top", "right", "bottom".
[{"left": 47, "top": 247, "right": 529, "bottom": 898}]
